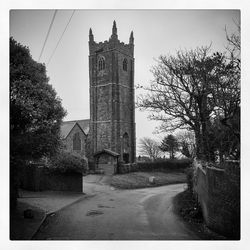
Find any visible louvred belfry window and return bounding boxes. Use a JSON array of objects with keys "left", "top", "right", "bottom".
[
  {"left": 98, "top": 57, "right": 105, "bottom": 71},
  {"left": 123, "top": 58, "right": 128, "bottom": 71}
]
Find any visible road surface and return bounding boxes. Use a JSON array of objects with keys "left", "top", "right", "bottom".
[{"left": 33, "top": 180, "right": 201, "bottom": 240}]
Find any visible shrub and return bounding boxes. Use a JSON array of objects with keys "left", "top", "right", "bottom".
[{"left": 48, "top": 151, "right": 88, "bottom": 174}]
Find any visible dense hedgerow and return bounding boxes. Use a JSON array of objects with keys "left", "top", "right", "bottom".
[{"left": 136, "top": 158, "right": 192, "bottom": 172}]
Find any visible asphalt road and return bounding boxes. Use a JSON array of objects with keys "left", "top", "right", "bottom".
[{"left": 33, "top": 182, "right": 201, "bottom": 240}]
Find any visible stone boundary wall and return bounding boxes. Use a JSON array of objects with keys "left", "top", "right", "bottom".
[
  {"left": 20, "top": 164, "right": 83, "bottom": 192},
  {"left": 117, "top": 163, "right": 137, "bottom": 174},
  {"left": 193, "top": 160, "right": 240, "bottom": 239}
]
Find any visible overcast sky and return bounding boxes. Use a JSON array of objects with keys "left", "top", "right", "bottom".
[
  {"left": 3, "top": 3, "right": 250, "bottom": 249},
  {"left": 10, "top": 9, "right": 240, "bottom": 144}
]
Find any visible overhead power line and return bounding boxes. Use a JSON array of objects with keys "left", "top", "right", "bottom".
[
  {"left": 47, "top": 10, "right": 75, "bottom": 66},
  {"left": 38, "top": 10, "right": 57, "bottom": 62}
]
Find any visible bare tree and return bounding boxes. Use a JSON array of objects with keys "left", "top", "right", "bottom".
[
  {"left": 137, "top": 46, "right": 240, "bottom": 161},
  {"left": 221, "top": 21, "right": 241, "bottom": 143},
  {"left": 225, "top": 20, "right": 240, "bottom": 69},
  {"left": 139, "top": 137, "right": 161, "bottom": 161}
]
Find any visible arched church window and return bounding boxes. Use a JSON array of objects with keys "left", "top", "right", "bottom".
[
  {"left": 123, "top": 58, "right": 128, "bottom": 71},
  {"left": 73, "top": 132, "right": 81, "bottom": 151},
  {"left": 122, "top": 132, "right": 130, "bottom": 163},
  {"left": 98, "top": 57, "right": 105, "bottom": 71}
]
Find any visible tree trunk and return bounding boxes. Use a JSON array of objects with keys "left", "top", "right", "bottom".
[{"left": 194, "top": 129, "right": 204, "bottom": 160}]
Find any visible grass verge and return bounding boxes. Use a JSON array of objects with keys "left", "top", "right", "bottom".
[
  {"left": 173, "top": 189, "right": 227, "bottom": 240},
  {"left": 111, "top": 171, "right": 186, "bottom": 189}
]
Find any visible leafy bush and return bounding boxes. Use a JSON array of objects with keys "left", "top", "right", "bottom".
[
  {"left": 48, "top": 151, "right": 88, "bottom": 174},
  {"left": 173, "top": 189, "right": 203, "bottom": 224},
  {"left": 136, "top": 158, "right": 192, "bottom": 172}
]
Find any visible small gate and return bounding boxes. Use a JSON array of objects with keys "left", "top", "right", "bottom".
[{"left": 98, "top": 164, "right": 115, "bottom": 175}]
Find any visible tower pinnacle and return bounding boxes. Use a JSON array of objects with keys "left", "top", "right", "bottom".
[
  {"left": 89, "top": 28, "right": 94, "bottom": 42},
  {"left": 112, "top": 20, "right": 117, "bottom": 35},
  {"left": 111, "top": 20, "right": 118, "bottom": 40},
  {"left": 129, "top": 31, "right": 134, "bottom": 45}
]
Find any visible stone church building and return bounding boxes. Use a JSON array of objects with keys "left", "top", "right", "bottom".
[{"left": 61, "top": 21, "right": 136, "bottom": 173}]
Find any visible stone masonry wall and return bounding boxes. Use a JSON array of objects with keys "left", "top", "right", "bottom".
[{"left": 193, "top": 160, "right": 240, "bottom": 239}]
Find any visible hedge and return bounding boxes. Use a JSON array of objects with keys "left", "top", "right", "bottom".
[
  {"left": 48, "top": 151, "right": 88, "bottom": 174},
  {"left": 136, "top": 158, "right": 192, "bottom": 172},
  {"left": 117, "top": 159, "right": 192, "bottom": 174}
]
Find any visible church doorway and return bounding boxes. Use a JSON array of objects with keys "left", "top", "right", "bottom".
[{"left": 123, "top": 153, "right": 129, "bottom": 163}]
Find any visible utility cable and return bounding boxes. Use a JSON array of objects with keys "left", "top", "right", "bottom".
[
  {"left": 38, "top": 10, "right": 57, "bottom": 62},
  {"left": 47, "top": 10, "right": 75, "bottom": 66}
]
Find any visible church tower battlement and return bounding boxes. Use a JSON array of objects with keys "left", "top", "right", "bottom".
[
  {"left": 89, "top": 21, "right": 134, "bottom": 57},
  {"left": 88, "top": 21, "right": 136, "bottom": 164}
]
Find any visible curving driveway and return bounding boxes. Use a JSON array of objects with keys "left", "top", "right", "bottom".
[{"left": 33, "top": 177, "right": 201, "bottom": 240}]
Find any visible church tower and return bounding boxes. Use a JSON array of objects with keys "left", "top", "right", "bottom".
[{"left": 88, "top": 21, "right": 136, "bottom": 164}]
